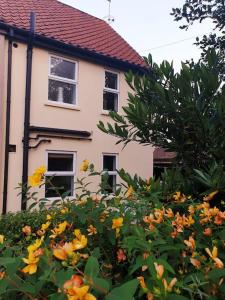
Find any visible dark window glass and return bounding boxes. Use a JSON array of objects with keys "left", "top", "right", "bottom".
[
  {"left": 48, "top": 153, "right": 73, "bottom": 172},
  {"left": 103, "top": 155, "right": 116, "bottom": 171},
  {"left": 48, "top": 79, "right": 76, "bottom": 104},
  {"left": 105, "top": 71, "right": 117, "bottom": 90},
  {"left": 50, "top": 57, "right": 75, "bottom": 80},
  {"left": 103, "top": 91, "right": 118, "bottom": 111},
  {"left": 102, "top": 174, "right": 116, "bottom": 194},
  {"left": 45, "top": 176, "right": 74, "bottom": 198}
]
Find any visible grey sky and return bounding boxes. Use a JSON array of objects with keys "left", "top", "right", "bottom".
[{"left": 60, "top": 0, "right": 214, "bottom": 69}]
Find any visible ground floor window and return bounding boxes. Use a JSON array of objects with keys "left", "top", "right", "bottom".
[
  {"left": 45, "top": 151, "right": 75, "bottom": 198},
  {"left": 102, "top": 154, "right": 117, "bottom": 193}
]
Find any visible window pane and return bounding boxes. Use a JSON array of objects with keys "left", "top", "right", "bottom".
[
  {"left": 103, "top": 155, "right": 116, "bottom": 171},
  {"left": 105, "top": 71, "right": 117, "bottom": 90},
  {"left": 103, "top": 91, "right": 118, "bottom": 111},
  {"left": 48, "top": 79, "right": 76, "bottom": 104},
  {"left": 45, "top": 176, "right": 74, "bottom": 198},
  {"left": 50, "top": 57, "right": 75, "bottom": 80},
  {"left": 102, "top": 174, "right": 116, "bottom": 194},
  {"left": 48, "top": 153, "right": 73, "bottom": 172}
]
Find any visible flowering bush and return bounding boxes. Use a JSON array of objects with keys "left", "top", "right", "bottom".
[{"left": 0, "top": 163, "right": 225, "bottom": 299}]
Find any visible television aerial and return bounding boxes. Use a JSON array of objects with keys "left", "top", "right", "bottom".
[{"left": 104, "top": 0, "right": 115, "bottom": 24}]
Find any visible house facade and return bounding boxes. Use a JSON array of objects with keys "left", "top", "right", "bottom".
[{"left": 0, "top": 0, "right": 154, "bottom": 213}]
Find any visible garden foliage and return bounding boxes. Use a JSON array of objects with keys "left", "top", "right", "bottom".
[{"left": 0, "top": 163, "right": 225, "bottom": 299}]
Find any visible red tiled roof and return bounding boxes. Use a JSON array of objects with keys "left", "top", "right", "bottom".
[{"left": 0, "top": 0, "right": 146, "bottom": 68}]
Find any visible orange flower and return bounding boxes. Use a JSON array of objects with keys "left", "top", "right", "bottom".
[
  {"left": 205, "top": 247, "right": 224, "bottom": 269},
  {"left": 147, "top": 292, "right": 154, "bottom": 300},
  {"left": 117, "top": 249, "right": 126, "bottom": 263},
  {"left": 184, "top": 236, "right": 196, "bottom": 251},
  {"left": 162, "top": 278, "right": 177, "bottom": 292},
  {"left": 190, "top": 257, "right": 201, "bottom": 269},
  {"left": 22, "top": 225, "right": 32, "bottom": 235},
  {"left": 203, "top": 228, "right": 212, "bottom": 236},
  {"left": 0, "top": 271, "right": 5, "bottom": 279},
  {"left": 203, "top": 190, "right": 218, "bottom": 202},
  {"left": 137, "top": 276, "right": 147, "bottom": 290},
  {"left": 63, "top": 275, "right": 96, "bottom": 300},
  {"left": 87, "top": 225, "right": 97, "bottom": 236},
  {"left": 165, "top": 208, "right": 174, "bottom": 218},
  {"left": 154, "top": 262, "right": 164, "bottom": 279}
]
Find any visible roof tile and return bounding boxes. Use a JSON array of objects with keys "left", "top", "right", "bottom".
[{"left": 0, "top": 0, "right": 146, "bottom": 67}]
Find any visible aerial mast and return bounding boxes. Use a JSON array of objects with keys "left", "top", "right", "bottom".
[{"left": 104, "top": 0, "right": 115, "bottom": 24}]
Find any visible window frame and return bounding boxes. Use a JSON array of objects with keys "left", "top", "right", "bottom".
[
  {"left": 102, "top": 153, "right": 118, "bottom": 193},
  {"left": 48, "top": 55, "right": 78, "bottom": 106},
  {"left": 45, "top": 150, "right": 76, "bottom": 199},
  {"left": 103, "top": 69, "right": 119, "bottom": 112}
]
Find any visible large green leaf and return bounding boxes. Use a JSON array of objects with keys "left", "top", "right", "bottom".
[{"left": 106, "top": 279, "right": 139, "bottom": 300}]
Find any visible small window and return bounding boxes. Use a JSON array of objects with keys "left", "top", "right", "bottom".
[
  {"left": 48, "top": 56, "right": 77, "bottom": 105},
  {"left": 103, "top": 71, "right": 119, "bottom": 112},
  {"left": 45, "top": 152, "right": 75, "bottom": 198},
  {"left": 102, "top": 154, "right": 117, "bottom": 193}
]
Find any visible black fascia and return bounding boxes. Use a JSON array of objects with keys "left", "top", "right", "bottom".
[
  {"left": 29, "top": 126, "right": 91, "bottom": 138},
  {"left": 0, "top": 22, "right": 147, "bottom": 75}
]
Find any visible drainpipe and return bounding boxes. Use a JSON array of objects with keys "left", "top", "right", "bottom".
[
  {"left": 21, "top": 12, "right": 36, "bottom": 210},
  {"left": 2, "top": 29, "right": 13, "bottom": 214}
]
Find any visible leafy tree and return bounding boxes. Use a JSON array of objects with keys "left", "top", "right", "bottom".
[
  {"left": 98, "top": 51, "right": 225, "bottom": 176},
  {"left": 171, "top": 0, "right": 225, "bottom": 74}
]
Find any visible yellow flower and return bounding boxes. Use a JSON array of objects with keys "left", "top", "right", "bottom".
[
  {"left": 28, "top": 166, "right": 46, "bottom": 187},
  {"left": 154, "top": 262, "right": 164, "bottom": 279},
  {"left": 22, "top": 250, "right": 42, "bottom": 275},
  {"left": 53, "top": 243, "right": 78, "bottom": 265},
  {"left": 172, "top": 191, "right": 186, "bottom": 203},
  {"left": 87, "top": 225, "right": 97, "bottom": 236},
  {"left": 61, "top": 207, "right": 69, "bottom": 214},
  {"left": 35, "top": 166, "right": 46, "bottom": 176},
  {"left": 28, "top": 173, "right": 42, "bottom": 187},
  {"left": 112, "top": 217, "right": 123, "bottom": 229},
  {"left": 46, "top": 214, "right": 52, "bottom": 220},
  {"left": 50, "top": 221, "right": 68, "bottom": 238},
  {"left": 27, "top": 237, "right": 44, "bottom": 253},
  {"left": 41, "top": 221, "right": 51, "bottom": 232},
  {"left": 125, "top": 186, "right": 134, "bottom": 198},
  {"left": 73, "top": 229, "right": 88, "bottom": 250},
  {"left": 22, "top": 254, "right": 39, "bottom": 274},
  {"left": 80, "top": 159, "right": 89, "bottom": 172},
  {"left": 205, "top": 246, "right": 224, "bottom": 269},
  {"left": 0, "top": 235, "right": 4, "bottom": 244}
]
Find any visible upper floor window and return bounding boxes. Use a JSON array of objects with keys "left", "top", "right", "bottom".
[
  {"left": 103, "top": 71, "right": 119, "bottom": 112},
  {"left": 48, "top": 56, "right": 77, "bottom": 105}
]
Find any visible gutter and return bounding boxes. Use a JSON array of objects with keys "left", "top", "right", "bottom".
[
  {"left": 0, "top": 22, "right": 147, "bottom": 74},
  {"left": 21, "top": 12, "right": 36, "bottom": 210},
  {"left": 2, "top": 29, "right": 13, "bottom": 214}
]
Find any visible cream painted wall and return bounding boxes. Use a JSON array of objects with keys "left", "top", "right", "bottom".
[{"left": 2, "top": 42, "right": 154, "bottom": 212}]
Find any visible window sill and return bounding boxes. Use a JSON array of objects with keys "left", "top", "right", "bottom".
[
  {"left": 45, "top": 101, "right": 81, "bottom": 111},
  {"left": 101, "top": 110, "right": 118, "bottom": 116}
]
